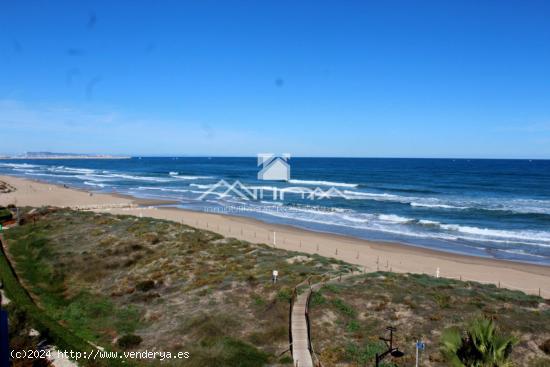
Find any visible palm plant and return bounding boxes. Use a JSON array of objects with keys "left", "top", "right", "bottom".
[{"left": 441, "top": 317, "right": 517, "bottom": 367}]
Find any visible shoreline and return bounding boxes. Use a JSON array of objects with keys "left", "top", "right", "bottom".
[{"left": 1, "top": 174, "right": 549, "bottom": 298}]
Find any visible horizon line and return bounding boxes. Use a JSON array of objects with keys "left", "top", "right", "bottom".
[{"left": 1, "top": 154, "right": 550, "bottom": 161}]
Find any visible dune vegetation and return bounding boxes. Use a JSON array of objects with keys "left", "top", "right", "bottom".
[
  {"left": 309, "top": 272, "right": 550, "bottom": 366},
  {"left": 2, "top": 207, "right": 550, "bottom": 366},
  {"left": 2, "top": 207, "right": 352, "bottom": 366}
]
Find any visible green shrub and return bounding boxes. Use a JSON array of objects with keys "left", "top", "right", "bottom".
[
  {"left": 441, "top": 317, "right": 517, "bottom": 367},
  {"left": 0, "top": 208, "right": 13, "bottom": 222},
  {"left": 136, "top": 280, "right": 155, "bottom": 292},
  {"left": 277, "top": 287, "right": 293, "bottom": 302},
  {"left": 117, "top": 334, "right": 142, "bottom": 349},
  {"left": 332, "top": 299, "right": 356, "bottom": 318}
]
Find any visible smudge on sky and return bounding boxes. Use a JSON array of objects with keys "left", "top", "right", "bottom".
[
  {"left": 87, "top": 11, "right": 97, "bottom": 30},
  {"left": 67, "top": 48, "right": 85, "bottom": 56},
  {"left": 145, "top": 42, "right": 156, "bottom": 54},
  {"left": 275, "top": 77, "right": 284, "bottom": 87},
  {"left": 12, "top": 39, "right": 22, "bottom": 53},
  {"left": 66, "top": 68, "right": 80, "bottom": 86},
  {"left": 86, "top": 76, "right": 102, "bottom": 100},
  {"left": 201, "top": 123, "right": 215, "bottom": 138}
]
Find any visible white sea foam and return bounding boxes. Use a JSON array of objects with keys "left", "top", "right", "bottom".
[
  {"left": 106, "top": 173, "right": 172, "bottom": 182},
  {"left": 410, "top": 202, "right": 467, "bottom": 209},
  {"left": 83, "top": 181, "right": 106, "bottom": 188},
  {"left": 50, "top": 166, "right": 96, "bottom": 174},
  {"left": 418, "top": 219, "right": 440, "bottom": 226},
  {"left": 439, "top": 224, "right": 550, "bottom": 245},
  {"left": 378, "top": 214, "right": 412, "bottom": 223},
  {"left": 342, "top": 190, "right": 550, "bottom": 215},
  {"left": 172, "top": 175, "right": 213, "bottom": 180},
  {"left": 288, "top": 179, "right": 358, "bottom": 188},
  {"left": 499, "top": 249, "right": 546, "bottom": 258},
  {"left": 343, "top": 190, "right": 401, "bottom": 200},
  {"left": 190, "top": 184, "right": 214, "bottom": 189},
  {"left": 0, "top": 163, "right": 39, "bottom": 168},
  {"left": 26, "top": 173, "right": 76, "bottom": 178},
  {"left": 136, "top": 186, "right": 189, "bottom": 193},
  {"left": 168, "top": 171, "right": 212, "bottom": 180}
]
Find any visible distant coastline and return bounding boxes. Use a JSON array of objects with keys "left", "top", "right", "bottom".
[
  {"left": 0, "top": 152, "right": 131, "bottom": 160},
  {"left": 0, "top": 157, "right": 131, "bottom": 160}
]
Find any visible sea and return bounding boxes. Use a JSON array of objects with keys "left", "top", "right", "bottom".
[{"left": 1, "top": 157, "right": 550, "bottom": 265}]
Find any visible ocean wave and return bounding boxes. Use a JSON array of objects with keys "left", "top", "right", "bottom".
[
  {"left": 418, "top": 219, "right": 440, "bottom": 226},
  {"left": 410, "top": 202, "right": 467, "bottom": 210},
  {"left": 136, "top": 186, "right": 190, "bottom": 193},
  {"left": 173, "top": 175, "right": 213, "bottom": 180},
  {"left": 25, "top": 173, "right": 76, "bottom": 178},
  {"left": 342, "top": 189, "right": 550, "bottom": 215},
  {"left": 378, "top": 214, "right": 412, "bottom": 224},
  {"left": 75, "top": 174, "right": 114, "bottom": 182},
  {"left": 169, "top": 172, "right": 213, "bottom": 180},
  {"left": 106, "top": 173, "right": 172, "bottom": 182},
  {"left": 190, "top": 183, "right": 214, "bottom": 189},
  {"left": 218, "top": 197, "right": 550, "bottom": 249},
  {"left": 48, "top": 166, "right": 96, "bottom": 174},
  {"left": 288, "top": 179, "right": 358, "bottom": 188},
  {"left": 343, "top": 190, "right": 400, "bottom": 200},
  {"left": 439, "top": 224, "right": 550, "bottom": 245},
  {"left": 0, "top": 163, "right": 39, "bottom": 168},
  {"left": 83, "top": 181, "right": 106, "bottom": 188},
  {"left": 498, "top": 249, "right": 547, "bottom": 258}
]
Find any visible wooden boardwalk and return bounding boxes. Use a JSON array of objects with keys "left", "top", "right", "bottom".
[
  {"left": 291, "top": 288, "right": 314, "bottom": 367},
  {"left": 290, "top": 273, "right": 357, "bottom": 367}
]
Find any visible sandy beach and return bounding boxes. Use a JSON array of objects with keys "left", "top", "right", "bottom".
[{"left": 1, "top": 174, "right": 549, "bottom": 298}]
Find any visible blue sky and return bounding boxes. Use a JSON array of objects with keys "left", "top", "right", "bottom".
[{"left": 1, "top": 0, "right": 549, "bottom": 158}]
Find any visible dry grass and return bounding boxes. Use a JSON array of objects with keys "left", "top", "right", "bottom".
[
  {"left": 309, "top": 272, "right": 550, "bottom": 367},
  {"left": 5, "top": 208, "right": 352, "bottom": 365}
]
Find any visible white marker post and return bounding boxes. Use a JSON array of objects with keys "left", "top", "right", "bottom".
[
  {"left": 436, "top": 267, "right": 440, "bottom": 278},
  {"left": 415, "top": 340, "right": 425, "bottom": 367},
  {"left": 273, "top": 231, "right": 276, "bottom": 246}
]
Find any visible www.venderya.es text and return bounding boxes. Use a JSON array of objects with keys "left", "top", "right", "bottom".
[{"left": 12, "top": 349, "right": 190, "bottom": 361}]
